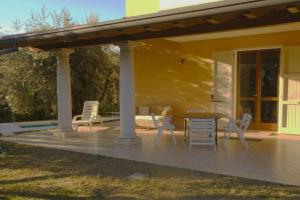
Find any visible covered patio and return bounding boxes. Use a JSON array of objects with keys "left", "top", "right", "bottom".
[
  {"left": 1, "top": 0, "right": 300, "bottom": 141},
  {"left": 2, "top": 122, "right": 300, "bottom": 186}
]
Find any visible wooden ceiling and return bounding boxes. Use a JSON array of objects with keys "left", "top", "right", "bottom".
[{"left": 0, "top": 0, "right": 300, "bottom": 50}]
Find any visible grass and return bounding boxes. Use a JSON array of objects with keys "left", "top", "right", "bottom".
[{"left": 0, "top": 141, "right": 299, "bottom": 200}]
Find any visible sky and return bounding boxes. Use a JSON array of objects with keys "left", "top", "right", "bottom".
[
  {"left": 0, "top": 0, "right": 221, "bottom": 34},
  {"left": 0, "top": 0, "right": 125, "bottom": 34}
]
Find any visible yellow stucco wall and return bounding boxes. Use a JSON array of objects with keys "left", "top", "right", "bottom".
[
  {"left": 134, "top": 39, "right": 213, "bottom": 126},
  {"left": 160, "top": 0, "right": 224, "bottom": 10},
  {"left": 181, "top": 30, "right": 300, "bottom": 55},
  {"left": 126, "top": 0, "right": 160, "bottom": 17},
  {"left": 134, "top": 30, "right": 300, "bottom": 127},
  {"left": 126, "top": 0, "right": 224, "bottom": 17}
]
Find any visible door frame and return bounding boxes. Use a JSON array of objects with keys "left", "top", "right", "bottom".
[
  {"left": 278, "top": 46, "right": 300, "bottom": 134},
  {"left": 233, "top": 46, "right": 283, "bottom": 131}
]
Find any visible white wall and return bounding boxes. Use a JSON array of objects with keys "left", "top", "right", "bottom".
[{"left": 160, "top": 0, "right": 223, "bottom": 10}]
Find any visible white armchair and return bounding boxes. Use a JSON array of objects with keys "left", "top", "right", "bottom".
[
  {"left": 72, "top": 101, "right": 103, "bottom": 132},
  {"left": 152, "top": 107, "right": 176, "bottom": 145},
  {"left": 224, "top": 113, "right": 252, "bottom": 147}
]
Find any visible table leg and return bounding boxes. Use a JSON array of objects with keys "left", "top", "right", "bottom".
[
  {"left": 184, "top": 119, "right": 187, "bottom": 142},
  {"left": 215, "top": 118, "right": 218, "bottom": 145}
]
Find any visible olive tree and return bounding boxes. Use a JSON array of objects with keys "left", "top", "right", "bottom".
[{"left": 0, "top": 7, "right": 119, "bottom": 122}]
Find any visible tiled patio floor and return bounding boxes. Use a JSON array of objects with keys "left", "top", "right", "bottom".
[{"left": 1, "top": 122, "right": 300, "bottom": 186}]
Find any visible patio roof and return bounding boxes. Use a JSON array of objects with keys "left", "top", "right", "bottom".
[{"left": 0, "top": 0, "right": 300, "bottom": 50}]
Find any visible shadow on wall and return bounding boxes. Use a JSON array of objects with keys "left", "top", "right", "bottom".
[{"left": 134, "top": 40, "right": 214, "bottom": 127}]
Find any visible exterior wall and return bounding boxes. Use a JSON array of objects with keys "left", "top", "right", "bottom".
[
  {"left": 181, "top": 31, "right": 300, "bottom": 132},
  {"left": 126, "top": 0, "right": 159, "bottom": 17},
  {"left": 160, "top": 0, "right": 223, "bottom": 10},
  {"left": 180, "top": 31, "right": 300, "bottom": 54},
  {"left": 134, "top": 31, "right": 300, "bottom": 130},
  {"left": 125, "top": 0, "right": 224, "bottom": 17},
  {"left": 134, "top": 39, "right": 213, "bottom": 127}
]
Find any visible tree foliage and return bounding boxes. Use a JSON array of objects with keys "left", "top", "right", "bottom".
[
  {"left": 0, "top": 7, "right": 119, "bottom": 122},
  {"left": 0, "top": 49, "right": 57, "bottom": 121},
  {"left": 71, "top": 45, "right": 119, "bottom": 115}
]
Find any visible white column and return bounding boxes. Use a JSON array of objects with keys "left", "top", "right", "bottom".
[
  {"left": 116, "top": 42, "right": 140, "bottom": 145},
  {"left": 56, "top": 48, "right": 74, "bottom": 132}
]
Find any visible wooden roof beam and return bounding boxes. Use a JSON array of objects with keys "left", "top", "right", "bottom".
[
  {"left": 206, "top": 18, "right": 220, "bottom": 24},
  {"left": 241, "top": 7, "right": 275, "bottom": 20},
  {"left": 287, "top": 6, "right": 300, "bottom": 13},
  {"left": 171, "top": 21, "right": 189, "bottom": 28},
  {"left": 243, "top": 12, "right": 258, "bottom": 19},
  {"left": 144, "top": 25, "right": 160, "bottom": 32},
  {"left": 205, "top": 14, "right": 236, "bottom": 24},
  {"left": 79, "top": 32, "right": 109, "bottom": 40}
]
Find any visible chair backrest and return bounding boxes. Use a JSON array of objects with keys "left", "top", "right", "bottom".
[
  {"left": 81, "top": 101, "right": 99, "bottom": 121},
  {"left": 161, "top": 107, "right": 174, "bottom": 127},
  {"left": 161, "top": 106, "right": 171, "bottom": 118},
  {"left": 189, "top": 118, "right": 215, "bottom": 136},
  {"left": 240, "top": 113, "right": 252, "bottom": 131},
  {"left": 151, "top": 107, "right": 173, "bottom": 130},
  {"left": 151, "top": 113, "right": 160, "bottom": 129}
]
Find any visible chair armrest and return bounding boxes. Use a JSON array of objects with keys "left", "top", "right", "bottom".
[
  {"left": 73, "top": 115, "right": 82, "bottom": 121},
  {"left": 235, "top": 119, "right": 242, "bottom": 125},
  {"left": 91, "top": 115, "right": 103, "bottom": 123},
  {"left": 228, "top": 118, "right": 241, "bottom": 123},
  {"left": 163, "top": 116, "right": 175, "bottom": 128}
]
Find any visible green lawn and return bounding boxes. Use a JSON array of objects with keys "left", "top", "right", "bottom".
[{"left": 0, "top": 141, "right": 299, "bottom": 200}]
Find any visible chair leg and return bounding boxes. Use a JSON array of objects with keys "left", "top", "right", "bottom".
[
  {"left": 89, "top": 124, "right": 92, "bottom": 133},
  {"left": 222, "top": 130, "right": 231, "bottom": 146},
  {"left": 184, "top": 119, "right": 187, "bottom": 142},
  {"left": 189, "top": 133, "right": 192, "bottom": 152},
  {"left": 226, "top": 129, "right": 232, "bottom": 140},
  {"left": 153, "top": 129, "right": 163, "bottom": 145},
  {"left": 224, "top": 120, "right": 235, "bottom": 140},
  {"left": 167, "top": 126, "right": 176, "bottom": 145},
  {"left": 238, "top": 131, "right": 248, "bottom": 148}
]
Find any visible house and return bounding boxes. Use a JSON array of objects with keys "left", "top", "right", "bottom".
[{"left": 0, "top": 0, "right": 299, "bottom": 145}]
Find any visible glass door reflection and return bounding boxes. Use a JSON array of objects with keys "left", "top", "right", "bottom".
[{"left": 237, "top": 49, "right": 280, "bottom": 131}]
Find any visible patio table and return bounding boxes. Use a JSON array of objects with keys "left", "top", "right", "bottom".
[{"left": 175, "top": 112, "right": 228, "bottom": 145}]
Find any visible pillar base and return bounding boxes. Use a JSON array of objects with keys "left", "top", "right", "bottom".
[
  {"left": 53, "top": 129, "right": 76, "bottom": 138},
  {"left": 115, "top": 136, "right": 141, "bottom": 145}
]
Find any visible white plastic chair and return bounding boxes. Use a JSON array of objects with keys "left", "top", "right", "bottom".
[
  {"left": 185, "top": 108, "right": 206, "bottom": 140},
  {"left": 224, "top": 113, "right": 252, "bottom": 147},
  {"left": 188, "top": 118, "right": 216, "bottom": 151},
  {"left": 151, "top": 107, "right": 176, "bottom": 145},
  {"left": 72, "top": 101, "right": 103, "bottom": 132}
]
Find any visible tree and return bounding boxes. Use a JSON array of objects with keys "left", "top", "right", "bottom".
[
  {"left": 85, "top": 12, "right": 99, "bottom": 24},
  {"left": 71, "top": 45, "right": 119, "bottom": 115},
  {"left": 0, "top": 7, "right": 119, "bottom": 122},
  {"left": 0, "top": 49, "right": 57, "bottom": 120}
]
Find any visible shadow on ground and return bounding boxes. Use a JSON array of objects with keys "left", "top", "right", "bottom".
[{"left": 0, "top": 141, "right": 299, "bottom": 200}]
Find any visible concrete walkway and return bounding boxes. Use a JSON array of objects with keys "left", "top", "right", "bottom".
[{"left": 1, "top": 122, "right": 300, "bottom": 186}]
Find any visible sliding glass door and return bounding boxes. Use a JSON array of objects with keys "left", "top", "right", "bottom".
[{"left": 237, "top": 49, "right": 280, "bottom": 131}]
